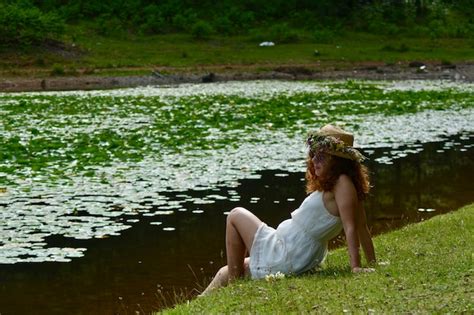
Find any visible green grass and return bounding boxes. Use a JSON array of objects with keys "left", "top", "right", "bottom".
[
  {"left": 165, "top": 203, "right": 474, "bottom": 313},
  {"left": 1, "top": 30, "right": 474, "bottom": 77}
]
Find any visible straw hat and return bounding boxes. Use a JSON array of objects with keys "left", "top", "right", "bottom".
[{"left": 306, "top": 124, "right": 365, "bottom": 162}]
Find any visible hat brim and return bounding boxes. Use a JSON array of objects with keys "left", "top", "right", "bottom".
[{"left": 324, "top": 148, "right": 366, "bottom": 162}]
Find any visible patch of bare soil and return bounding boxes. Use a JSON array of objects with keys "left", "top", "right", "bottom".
[{"left": 1, "top": 62, "right": 473, "bottom": 92}]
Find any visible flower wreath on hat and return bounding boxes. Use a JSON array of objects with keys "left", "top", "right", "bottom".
[{"left": 306, "top": 133, "right": 366, "bottom": 162}]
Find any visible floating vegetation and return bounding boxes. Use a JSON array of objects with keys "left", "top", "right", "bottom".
[
  {"left": 418, "top": 208, "right": 436, "bottom": 212},
  {"left": 0, "top": 80, "right": 473, "bottom": 263}
]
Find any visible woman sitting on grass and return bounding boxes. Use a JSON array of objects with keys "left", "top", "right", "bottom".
[{"left": 201, "top": 124, "right": 376, "bottom": 295}]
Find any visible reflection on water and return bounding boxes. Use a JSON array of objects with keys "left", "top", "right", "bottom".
[{"left": 0, "top": 133, "right": 473, "bottom": 314}]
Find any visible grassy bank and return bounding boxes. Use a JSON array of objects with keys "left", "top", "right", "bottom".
[
  {"left": 165, "top": 203, "right": 473, "bottom": 313},
  {"left": 1, "top": 31, "right": 474, "bottom": 78}
]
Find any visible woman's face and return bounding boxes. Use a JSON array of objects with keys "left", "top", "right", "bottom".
[{"left": 311, "top": 151, "right": 331, "bottom": 177}]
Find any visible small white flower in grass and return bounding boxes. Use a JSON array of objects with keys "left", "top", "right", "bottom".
[{"left": 265, "top": 271, "right": 286, "bottom": 282}]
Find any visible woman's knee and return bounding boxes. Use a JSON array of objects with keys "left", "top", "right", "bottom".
[
  {"left": 218, "top": 265, "right": 228, "bottom": 276},
  {"left": 215, "top": 266, "right": 229, "bottom": 283},
  {"left": 227, "top": 207, "right": 247, "bottom": 225}
]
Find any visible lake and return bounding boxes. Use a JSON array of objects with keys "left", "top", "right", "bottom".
[{"left": 0, "top": 80, "right": 473, "bottom": 314}]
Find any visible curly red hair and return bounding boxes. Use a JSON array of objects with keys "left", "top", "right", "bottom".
[{"left": 305, "top": 153, "right": 370, "bottom": 201}]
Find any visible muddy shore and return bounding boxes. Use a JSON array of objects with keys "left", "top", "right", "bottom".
[{"left": 1, "top": 62, "right": 473, "bottom": 92}]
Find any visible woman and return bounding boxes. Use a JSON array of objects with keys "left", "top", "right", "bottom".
[{"left": 201, "top": 124, "right": 376, "bottom": 295}]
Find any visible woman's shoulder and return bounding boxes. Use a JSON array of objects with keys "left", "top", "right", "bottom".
[
  {"left": 336, "top": 174, "right": 353, "bottom": 185},
  {"left": 334, "top": 174, "right": 357, "bottom": 194}
]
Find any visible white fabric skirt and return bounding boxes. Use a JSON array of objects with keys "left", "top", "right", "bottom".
[{"left": 249, "top": 222, "right": 327, "bottom": 279}]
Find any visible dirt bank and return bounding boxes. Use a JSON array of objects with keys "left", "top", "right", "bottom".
[{"left": 1, "top": 62, "right": 473, "bottom": 92}]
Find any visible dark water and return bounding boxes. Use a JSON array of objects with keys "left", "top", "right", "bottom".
[{"left": 0, "top": 133, "right": 473, "bottom": 314}]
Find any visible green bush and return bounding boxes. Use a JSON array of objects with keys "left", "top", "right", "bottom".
[
  {"left": 94, "top": 15, "right": 124, "bottom": 36},
  {"left": 172, "top": 10, "right": 198, "bottom": 32},
  {"left": 213, "top": 16, "right": 234, "bottom": 35},
  {"left": 0, "top": 3, "right": 65, "bottom": 47},
  {"left": 136, "top": 4, "right": 167, "bottom": 34},
  {"left": 3, "top": 0, "right": 474, "bottom": 41},
  {"left": 392, "top": 1, "right": 474, "bottom": 39},
  {"left": 209, "top": 9, "right": 255, "bottom": 36},
  {"left": 191, "top": 20, "right": 214, "bottom": 40},
  {"left": 428, "top": 19, "right": 444, "bottom": 39},
  {"left": 140, "top": 18, "right": 166, "bottom": 35},
  {"left": 172, "top": 14, "right": 189, "bottom": 31},
  {"left": 223, "top": 8, "right": 255, "bottom": 32},
  {"left": 435, "top": 10, "right": 474, "bottom": 38}
]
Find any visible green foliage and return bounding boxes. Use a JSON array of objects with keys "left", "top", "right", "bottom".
[
  {"left": 0, "top": 2, "right": 65, "bottom": 47},
  {"left": 172, "top": 10, "right": 198, "bottom": 32},
  {"left": 352, "top": 1, "right": 474, "bottom": 39},
  {"left": 2, "top": 0, "right": 474, "bottom": 44},
  {"left": 213, "top": 16, "right": 235, "bottom": 35},
  {"left": 50, "top": 63, "right": 65, "bottom": 75},
  {"left": 353, "top": 4, "right": 402, "bottom": 36},
  {"left": 138, "top": 4, "right": 166, "bottom": 34},
  {"left": 212, "top": 9, "right": 255, "bottom": 36},
  {"left": 191, "top": 20, "right": 214, "bottom": 40},
  {"left": 93, "top": 14, "right": 124, "bottom": 36},
  {"left": 1, "top": 82, "right": 473, "bottom": 186},
  {"left": 425, "top": 7, "right": 474, "bottom": 39}
]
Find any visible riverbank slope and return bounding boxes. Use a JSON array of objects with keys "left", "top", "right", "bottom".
[
  {"left": 2, "top": 32, "right": 474, "bottom": 92},
  {"left": 165, "top": 203, "right": 473, "bottom": 313},
  {"left": 2, "top": 62, "right": 474, "bottom": 92}
]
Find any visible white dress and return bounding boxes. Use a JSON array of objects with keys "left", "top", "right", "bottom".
[{"left": 249, "top": 191, "right": 343, "bottom": 279}]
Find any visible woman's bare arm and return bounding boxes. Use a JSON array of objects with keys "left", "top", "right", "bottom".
[
  {"left": 334, "top": 175, "right": 361, "bottom": 271},
  {"left": 356, "top": 204, "right": 376, "bottom": 265}
]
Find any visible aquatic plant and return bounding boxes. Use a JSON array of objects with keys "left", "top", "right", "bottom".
[{"left": 0, "top": 80, "right": 473, "bottom": 263}]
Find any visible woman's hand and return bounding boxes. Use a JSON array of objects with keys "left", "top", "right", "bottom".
[{"left": 352, "top": 267, "right": 376, "bottom": 273}]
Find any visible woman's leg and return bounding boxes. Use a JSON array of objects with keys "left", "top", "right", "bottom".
[
  {"left": 200, "top": 258, "right": 251, "bottom": 296},
  {"left": 200, "top": 207, "right": 261, "bottom": 296},
  {"left": 225, "top": 207, "right": 262, "bottom": 280}
]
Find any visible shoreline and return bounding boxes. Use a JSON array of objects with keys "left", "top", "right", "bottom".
[{"left": 1, "top": 62, "right": 474, "bottom": 92}]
